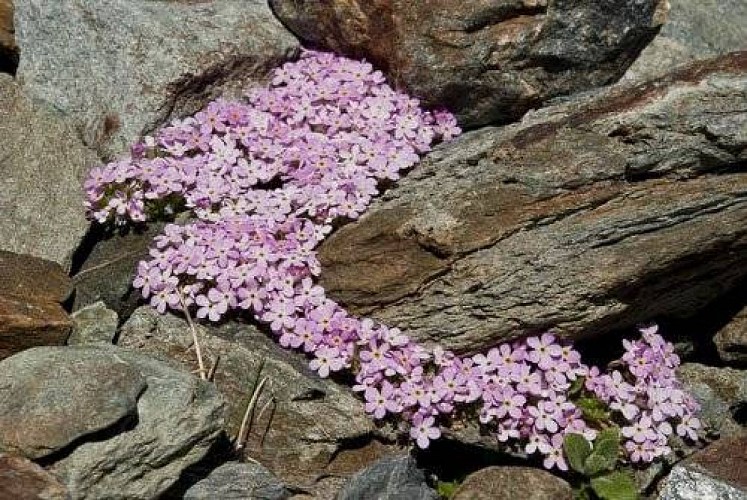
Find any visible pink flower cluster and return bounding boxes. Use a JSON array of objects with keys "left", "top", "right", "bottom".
[
  {"left": 84, "top": 50, "right": 458, "bottom": 226},
  {"left": 84, "top": 50, "right": 699, "bottom": 469},
  {"left": 586, "top": 325, "right": 701, "bottom": 463}
]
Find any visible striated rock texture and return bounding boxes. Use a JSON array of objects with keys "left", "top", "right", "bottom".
[
  {"left": 119, "top": 307, "right": 383, "bottom": 492},
  {"left": 625, "top": 0, "right": 747, "bottom": 81},
  {"left": 319, "top": 53, "right": 747, "bottom": 353},
  {"left": 0, "top": 75, "right": 99, "bottom": 270},
  {"left": 15, "top": 0, "right": 298, "bottom": 160},
  {"left": 269, "top": 0, "right": 667, "bottom": 128},
  {"left": 0, "top": 252, "right": 73, "bottom": 360}
]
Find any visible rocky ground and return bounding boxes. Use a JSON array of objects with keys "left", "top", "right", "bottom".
[{"left": 0, "top": 1, "right": 746, "bottom": 499}]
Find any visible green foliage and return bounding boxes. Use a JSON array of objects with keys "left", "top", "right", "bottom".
[
  {"left": 563, "top": 429, "right": 639, "bottom": 500},
  {"left": 584, "top": 427, "right": 620, "bottom": 475},
  {"left": 590, "top": 472, "right": 639, "bottom": 500},
  {"left": 569, "top": 376, "right": 586, "bottom": 397},
  {"left": 575, "top": 396, "right": 611, "bottom": 423},
  {"left": 436, "top": 479, "right": 460, "bottom": 499},
  {"left": 564, "top": 433, "right": 592, "bottom": 473}
]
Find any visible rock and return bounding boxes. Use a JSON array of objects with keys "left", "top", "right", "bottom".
[
  {"left": 0, "top": 251, "right": 72, "bottom": 304},
  {"left": 318, "top": 53, "right": 747, "bottom": 353},
  {"left": 452, "top": 466, "right": 573, "bottom": 500},
  {"left": 118, "top": 306, "right": 384, "bottom": 492},
  {"left": 0, "top": 295, "right": 71, "bottom": 361},
  {"left": 71, "top": 223, "right": 167, "bottom": 318},
  {"left": 677, "top": 363, "right": 746, "bottom": 438},
  {"left": 625, "top": 0, "right": 747, "bottom": 81},
  {"left": 0, "top": 75, "right": 99, "bottom": 271},
  {"left": 0, "top": 252, "right": 74, "bottom": 360},
  {"left": 336, "top": 455, "right": 438, "bottom": 500},
  {"left": 15, "top": 0, "right": 298, "bottom": 160},
  {"left": 0, "top": 0, "right": 16, "bottom": 74},
  {"left": 0, "top": 453, "right": 69, "bottom": 500},
  {"left": 715, "top": 305, "right": 747, "bottom": 366},
  {"left": 68, "top": 301, "right": 118, "bottom": 346},
  {"left": 183, "top": 462, "right": 291, "bottom": 500},
  {"left": 269, "top": 0, "right": 666, "bottom": 128},
  {"left": 48, "top": 346, "right": 225, "bottom": 500},
  {"left": 0, "top": 346, "right": 146, "bottom": 459},
  {"left": 658, "top": 436, "right": 747, "bottom": 499}
]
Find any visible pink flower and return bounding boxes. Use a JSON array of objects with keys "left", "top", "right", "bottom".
[
  {"left": 309, "top": 347, "right": 345, "bottom": 378},
  {"left": 410, "top": 414, "right": 441, "bottom": 449}
]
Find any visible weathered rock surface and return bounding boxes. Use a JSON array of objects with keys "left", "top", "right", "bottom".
[
  {"left": 0, "top": 251, "right": 72, "bottom": 304},
  {"left": 677, "top": 363, "right": 747, "bottom": 438},
  {"left": 0, "top": 0, "right": 15, "bottom": 74},
  {"left": 270, "top": 0, "right": 666, "bottom": 128},
  {"left": 0, "top": 296, "right": 71, "bottom": 361},
  {"left": 15, "top": 0, "right": 298, "bottom": 160},
  {"left": 0, "top": 252, "right": 73, "bottom": 360},
  {"left": 625, "top": 0, "right": 747, "bottom": 81},
  {"left": 47, "top": 346, "right": 225, "bottom": 500},
  {"left": 715, "top": 305, "right": 747, "bottom": 366},
  {"left": 319, "top": 53, "right": 747, "bottom": 353},
  {"left": 119, "top": 306, "right": 383, "bottom": 491},
  {"left": 336, "top": 455, "right": 438, "bottom": 500},
  {"left": 0, "top": 75, "right": 99, "bottom": 271},
  {"left": 71, "top": 223, "right": 167, "bottom": 317},
  {"left": 0, "top": 453, "right": 69, "bottom": 500},
  {"left": 183, "top": 462, "right": 291, "bottom": 500},
  {"left": 0, "top": 347, "right": 145, "bottom": 459},
  {"left": 68, "top": 301, "right": 119, "bottom": 346},
  {"left": 658, "top": 436, "right": 747, "bottom": 500},
  {"left": 452, "top": 466, "right": 573, "bottom": 500}
]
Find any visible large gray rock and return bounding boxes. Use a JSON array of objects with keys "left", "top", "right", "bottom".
[
  {"left": 319, "top": 53, "right": 747, "bottom": 353},
  {"left": 0, "top": 75, "right": 98, "bottom": 270},
  {"left": 626, "top": 0, "right": 747, "bottom": 81},
  {"left": 336, "top": 455, "right": 438, "bottom": 500},
  {"left": 0, "top": 346, "right": 145, "bottom": 459},
  {"left": 677, "top": 363, "right": 747, "bottom": 438},
  {"left": 183, "top": 462, "right": 291, "bottom": 500},
  {"left": 15, "top": 0, "right": 298, "bottom": 160},
  {"left": 47, "top": 346, "right": 225, "bottom": 500},
  {"left": 452, "top": 466, "right": 573, "bottom": 500},
  {"left": 270, "top": 0, "right": 666, "bottom": 128},
  {"left": 118, "top": 307, "right": 384, "bottom": 492},
  {"left": 658, "top": 436, "right": 747, "bottom": 500}
]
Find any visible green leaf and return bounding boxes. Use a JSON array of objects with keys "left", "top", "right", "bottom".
[
  {"left": 569, "top": 376, "right": 586, "bottom": 397},
  {"left": 584, "top": 427, "right": 620, "bottom": 475},
  {"left": 590, "top": 471, "right": 639, "bottom": 500},
  {"left": 564, "top": 433, "right": 592, "bottom": 474},
  {"left": 576, "top": 396, "right": 610, "bottom": 423}
]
